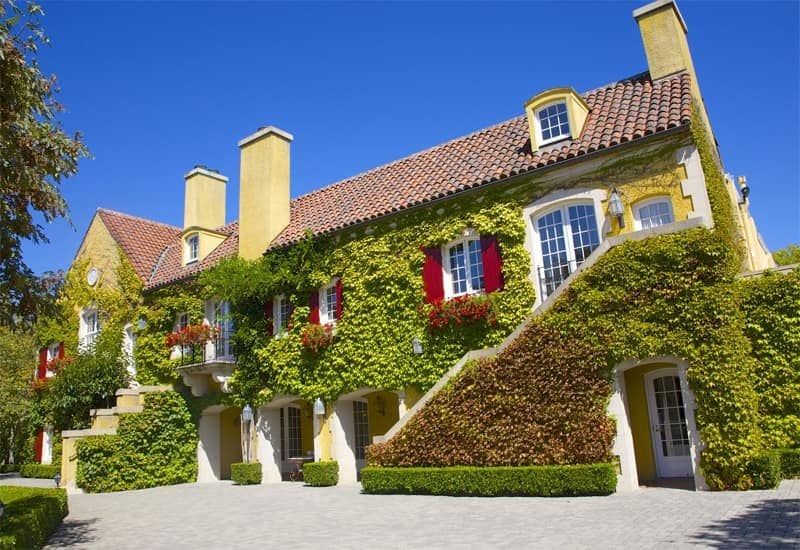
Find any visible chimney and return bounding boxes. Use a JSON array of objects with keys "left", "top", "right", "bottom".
[
  {"left": 237, "top": 126, "right": 293, "bottom": 260},
  {"left": 184, "top": 166, "right": 227, "bottom": 230}
]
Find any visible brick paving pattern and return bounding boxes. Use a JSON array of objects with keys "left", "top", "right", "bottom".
[{"left": 36, "top": 479, "right": 800, "bottom": 549}]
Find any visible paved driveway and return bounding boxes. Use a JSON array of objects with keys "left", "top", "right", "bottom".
[{"left": 42, "top": 480, "right": 799, "bottom": 549}]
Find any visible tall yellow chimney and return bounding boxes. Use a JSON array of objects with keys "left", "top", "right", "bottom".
[
  {"left": 184, "top": 166, "right": 227, "bottom": 230},
  {"left": 237, "top": 126, "right": 293, "bottom": 260}
]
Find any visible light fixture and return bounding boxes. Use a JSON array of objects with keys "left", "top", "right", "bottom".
[
  {"left": 609, "top": 188, "right": 625, "bottom": 228},
  {"left": 242, "top": 404, "right": 253, "bottom": 423},
  {"left": 313, "top": 398, "right": 325, "bottom": 416},
  {"left": 738, "top": 175, "right": 750, "bottom": 204},
  {"left": 137, "top": 317, "right": 147, "bottom": 331},
  {"left": 412, "top": 336, "right": 423, "bottom": 355},
  {"left": 54, "top": 472, "right": 62, "bottom": 488}
]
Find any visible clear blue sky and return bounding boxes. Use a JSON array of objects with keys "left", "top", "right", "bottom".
[{"left": 24, "top": 1, "right": 800, "bottom": 275}]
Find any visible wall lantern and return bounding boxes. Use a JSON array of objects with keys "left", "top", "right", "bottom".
[
  {"left": 412, "top": 336, "right": 423, "bottom": 355},
  {"left": 609, "top": 188, "right": 625, "bottom": 228},
  {"left": 738, "top": 175, "right": 750, "bottom": 204},
  {"left": 313, "top": 398, "right": 326, "bottom": 416},
  {"left": 54, "top": 472, "right": 62, "bottom": 488},
  {"left": 137, "top": 317, "right": 147, "bottom": 331}
]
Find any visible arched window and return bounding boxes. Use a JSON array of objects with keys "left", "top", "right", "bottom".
[
  {"left": 534, "top": 202, "right": 600, "bottom": 298},
  {"left": 634, "top": 197, "right": 674, "bottom": 230}
]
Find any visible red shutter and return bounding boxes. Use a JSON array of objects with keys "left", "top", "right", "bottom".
[
  {"left": 422, "top": 247, "right": 445, "bottom": 303},
  {"left": 309, "top": 291, "right": 320, "bottom": 324},
  {"left": 34, "top": 431, "right": 43, "bottom": 463},
  {"left": 480, "top": 235, "right": 504, "bottom": 293},
  {"left": 335, "top": 279, "right": 343, "bottom": 320},
  {"left": 37, "top": 348, "right": 48, "bottom": 380},
  {"left": 58, "top": 342, "right": 65, "bottom": 359},
  {"left": 264, "top": 302, "right": 274, "bottom": 336}
]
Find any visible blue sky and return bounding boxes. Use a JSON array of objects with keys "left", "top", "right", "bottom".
[{"left": 24, "top": 1, "right": 800, "bottom": 275}]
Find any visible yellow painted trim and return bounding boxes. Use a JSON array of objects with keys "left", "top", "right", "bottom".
[
  {"left": 524, "top": 87, "right": 590, "bottom": 153},
  {"left": 180, "top": 226, "right": 227, "bottom": 266}
]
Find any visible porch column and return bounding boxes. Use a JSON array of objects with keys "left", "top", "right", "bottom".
[
  {"left": 330, "top": 400, "right": 357, "bottom": 484},
  {"left": 609, "top": 371, "right": 638, "bottom": 492},
  {"left": 396, "top": 390, "right": 408, "bottom": 418},
  {"left": 256, "top": 407, "right": 282, "bottom": 484},
  {"left": 197, "top": 409, "right": 221, "bottom": 482}
]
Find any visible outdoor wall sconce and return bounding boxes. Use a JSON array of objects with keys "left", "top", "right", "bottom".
[
  {"left": 54, "top": 472, "right": 61, "bottom": 488},
  {"left": 412, "top": 336, "right": 423, "bottom": 355},
  {"left": 609, "top": 188, "right": 625, "bottom": 228},
  {"left": 313, "top": 398, "right": 326, "bottom": 416},
  {"left": 137, "top": 317, "right": 147, "bottom": 330},
  {"left": 738, "top": 176, "right": 750, "bottom": 204}
]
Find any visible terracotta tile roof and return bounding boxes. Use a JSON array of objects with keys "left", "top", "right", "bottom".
[
  {"left": 270, "top": 71, "right": 693, "bottom": 247},
  {"left": 145, "top": 222, "right": 238, "bottom": 290},
  {"left": 96, "top": 209, "right": 181, "bottom": 281},
  {"left": 105, "top": 70, "right": 691, "bottom": 291}
]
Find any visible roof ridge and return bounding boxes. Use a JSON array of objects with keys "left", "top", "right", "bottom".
[{"left": 97, "top": 207, "right": 181, "bottom": 231}]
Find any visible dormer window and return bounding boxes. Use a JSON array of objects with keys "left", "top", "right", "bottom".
[
  {"left": 186, "top": 234, "right": 199, "bottom": 263},
  {"left": 524, "top": 87, "right": 589, "bottom": 153},
  {"left": 536, "top": 102, "right": 571, "bottom": 145}
]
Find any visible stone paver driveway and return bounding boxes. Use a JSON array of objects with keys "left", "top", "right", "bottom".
[{"left": 44, "top": 480, "right": 799, "bottom": 549}]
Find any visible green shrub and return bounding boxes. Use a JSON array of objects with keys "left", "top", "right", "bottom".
[
  {"left": 746, "top": 451, "right": 781, "bottom": 489},
  {"left": 0, "top": 486, "right": 68, "bottom": 549},
  {"left": 76, "top": 391, "right": 197, "bottom": 492},
  {"left": 303, "top": 461, "right": 338, "bottom": 486},
  {"left": 19, "top": 464, "right": 60, "bottom": 479},
  {"left": 0, "top": 464, "right": 20, "bottom": 473},
  {"left": 231, "top": 462, "right": 262, "bottom": 485},
  {"left": 775, "top": 448, "right": 800, "bottom": 479},
  {"left": 361, "top": 463, "right": 616, "bottom": 497}
]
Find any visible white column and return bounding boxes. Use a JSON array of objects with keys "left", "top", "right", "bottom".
[
  {"left": 197, "top": 410, "right": 221, "bottom": 482},
  {"left": 256, "top": 407, "right": 282, "bottom": 484},
  {"left": 331, "top": 400, "right": 357, "bottom": 484},
  {"left": 41, "top": 425, "right": 54, "bottom": 465},
  {"left": 609, "top": 371, "right": 639, "bottom": 493},
  {"left": 396, "top": 390, "right": 408, "bottom": 418}
]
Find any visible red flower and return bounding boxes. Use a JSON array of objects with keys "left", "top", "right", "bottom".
[
  {"left": 301, "top": 323, "right": 335, "bottom": 353},
  {"left": 424, "top": 294, "right": 497, "bottom": 330}
]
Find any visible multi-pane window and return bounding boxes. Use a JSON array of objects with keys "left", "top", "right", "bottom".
[
  {"left": 353, "top": 401, "right": 370, "bottom": 461},
  {"left": 320, "top": 283, "right": 338, "bottom": 324},
  {"left": 214, "top": 301, "right": 234, "bottom": 359},
  {"left": 187, "top": 234, "right": 199, "bottom": 262},
  {"left": 80, "top": 309, "right": 101, "bottom": 348},
  {"left": 535, "top": 203, "right": 600, "bottom": 298},
  {"left": 651, "top": 376, "right": 690, "bottom": 457},
  {"left": 446, "top": 239, "right": 484, "bottom": 297},
  {"left": 273, "top": 295, "right": 292, "bottom": 336},
  {"left": 635, "top": 199, "right": 674, "bottom": 230},
  {"left": 279, "top": 406, "right": 302, "bottom": 461},
  {"left": 537, "top": 102, "right": 570, "bottom": 144},
  {"left": 178, "top": 312, "right": 190, "bottom": 330}
]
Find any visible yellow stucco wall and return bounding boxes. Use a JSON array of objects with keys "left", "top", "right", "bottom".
[
  {"left": 219, "top": 406, "right": 243, "bottom": 479},
  {"left": 318, "top": 405, "right": 333, "bottom": 461},
  {"left": 75, "top": 215, "right": 123, "bottom": 290},
  {"left": 524, "top": 88, "right": 590, "bottom": 152},
  {"left": 366, "top": 391, "right": 399, "bottom": 438},
  {"left": 238, "top": 130, "right": 291, "bottom": 260},
  {"left": 403, "top": 387, "right": 423, "bottom": 410},
  {"left": 181, "top": 227, "right": 227, "bottom": 267},
  {"left": 290, "top": 399, "right": 315, "bottom": 455},
  {"left": 624, "top": 363, "right": 676, "bottom": 482},
  {"left": 60, "top": 437, "right": 77, "bottom": 488},
  {"left": 184, "top": 171, "right": 226, "bottom": 231},
  {"left": 90, "top": 415, "right": 118, "bottom": 430}
]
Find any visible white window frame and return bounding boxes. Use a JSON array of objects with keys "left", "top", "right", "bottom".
[
  {"left": 633, "top": 197, "right": 675, "bottom": 230},
  {"left": 272, "top": 294, "right": 291, "bottom": 337},
  {"left": 442, "top": 229, "right": 485, "bottom": 299},
  {"left": 319, "top": 279, "right": 339, "bottom": 325},
  {"left": 186, "top": 233, "right": 200, "bottom": 263},
  {"left": 45, "top": 343, "right": 60, "bottom": 378},
  {"left": 79, "top": 308, "right": 101, "bottom": 349},
  {"left": 534, "top": 101, "right": 571, "bottom": 146}
]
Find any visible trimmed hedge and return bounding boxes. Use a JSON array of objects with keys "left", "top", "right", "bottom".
[
  {"left": 361, "top": 463, "right": 617, "bottom": 497},
  {"left": 746, "top": 451, "right": 781, "bottom": 490},
  {"left": 303, "top": 461, "right": 338, "bottom": 487},
  {"left": 0, "top": 486, "right": 68, "bottom": 549},
  {"left": 19, "top": 464, "right": 60, "bottom": 479},
  {"left": 775, "top": 448, "right": 800, "bottom": 479},
  {"left": 231, "top": 462, "right": 262, "bottom": 485},
  {"left": 0, "top": 464, "right": 20, "bottom": 473}
]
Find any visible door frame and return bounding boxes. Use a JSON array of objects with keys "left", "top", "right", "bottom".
[{"left": 643, "top": 367, "right": 693, "bottom": 478}]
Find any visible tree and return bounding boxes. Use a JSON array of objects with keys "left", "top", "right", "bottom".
[
  {"left": 0, "top": 1, "right": 88, "bottom": 328},
  {"left": 773, "top": 244, "right": 800, "bottom": 267},
  {"left": 0, "top": 325, "right": 35, "bottom": 464}
]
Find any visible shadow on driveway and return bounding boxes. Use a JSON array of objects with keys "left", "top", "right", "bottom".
[
  {"left": 46, "top": 518, "right": 99, "bottom": 548},
  {"left": 690, "top": 498, "right": 800, "bottom": 548}
]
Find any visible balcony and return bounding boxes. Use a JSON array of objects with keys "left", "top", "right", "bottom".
[
  {"left": 174, "top": 328, "right": 235, "bottom": 368},
  {"left": 79, "top": 331, "right": 99, "bottom": 352}
]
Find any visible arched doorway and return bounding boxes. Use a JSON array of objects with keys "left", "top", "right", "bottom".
[{"left": 197, "top": 405, "right": 243, "bottom": 482}]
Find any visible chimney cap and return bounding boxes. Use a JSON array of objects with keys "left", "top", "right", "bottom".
[
  {"left": 184, "top": 166, "right": 228, "bottom": 182},
  {"left": 632, "top": 0, "right": 687, "bottom": 33},
  {"left": 237, "top": 125, "right": 294, "bottom": 148}
]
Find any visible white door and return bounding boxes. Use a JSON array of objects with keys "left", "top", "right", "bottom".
[
  {"left": 353, "top": 400, "right": 369, "bottom": 472},
  {"left": 279, "top": 405, "right": 302, "bottom": 475},
  {"left": 644, "top": 369, "right": 693, "bottom": 478}
]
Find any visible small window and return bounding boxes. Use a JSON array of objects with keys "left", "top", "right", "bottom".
[
  {"left": 320, "top": 283, "right": 338, "bottom": 324},
  {"left": 445, "top": 237, "right": 484, "bottom": 298},
  {"left": 353, "top": 400, "right": 370, "bottom": 461},
  {"left": 177, "top": 312, "right": 190, "bottom": 330},
  {"left": 80, "top": 309, "right": 101, "bottom": 349},
  {"left": 186, "top": 234, "right": 199, "bottom": 263},
  {"left": 635, "top": 198, "right": 674, "bottom": 230},
  {"left": 537, "top": 102, "right": 570, "bottom": 145},
  {"left": 273, "top": 295, "right": 292, "bottom": 336}
]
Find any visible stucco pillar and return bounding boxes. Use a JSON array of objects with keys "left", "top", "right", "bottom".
[
  {"left": 256, "top": 407, "right": 282, "bottom": 484},
  {"left": 609, "top": 372, "right": 639, "bottom": 492},
  {"left": 330, "top": 400, "right": 357, "bottom": 484},
  {"left": 41, "top": 425, "right": 54, "bottom": 465},
  {"left": 197, "top": 409, "right": 221, "bottom": 482},
  {"left": 396, "top": 390, "right": 408, "bottom": 418}
]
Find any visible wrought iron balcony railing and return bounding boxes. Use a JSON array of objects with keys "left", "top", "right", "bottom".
[{"left": 175, "top": 328, "right": 235, "bottom": 367}]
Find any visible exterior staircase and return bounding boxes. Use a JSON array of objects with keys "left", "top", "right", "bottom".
[{"left": 375, "top": 217, "right": 705, "bottom": 444}]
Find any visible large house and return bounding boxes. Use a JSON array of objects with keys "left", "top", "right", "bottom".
[{"left": 44, "top": 0, "right": 776, "bottom": 492}]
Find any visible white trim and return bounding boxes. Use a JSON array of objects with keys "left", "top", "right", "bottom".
[
  {"left": 237, "top": 126, "right": 294, "bottom": 148},
  {"left": 533, "top": 100, "right": 572, "bottom": 147},
  {"left": 186, "top": 233, "right": 200, "bottom": 263},
  {"left": 79, "top": 308, "right": 101, "bottom": 349},
  {"left": 632, "top": 196, "right": 674, "bottom": 230},
  {"left": 676, "top": 146, "right": 713, "bottom": 229},
  {"left": 183, "top": 167, "right": 228, "bottom": 182},
  {"left": 272, "top": 294, "right": 290, "bottom": 337},
  {"left": 442, "top": 231, "right": 484, "bottom": 299},
  {"left": 319, "top": 279, "right": 339, "bottom": 325},
  {"left": 644, "top": 368, "right": 694, "bottom": 478}
]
